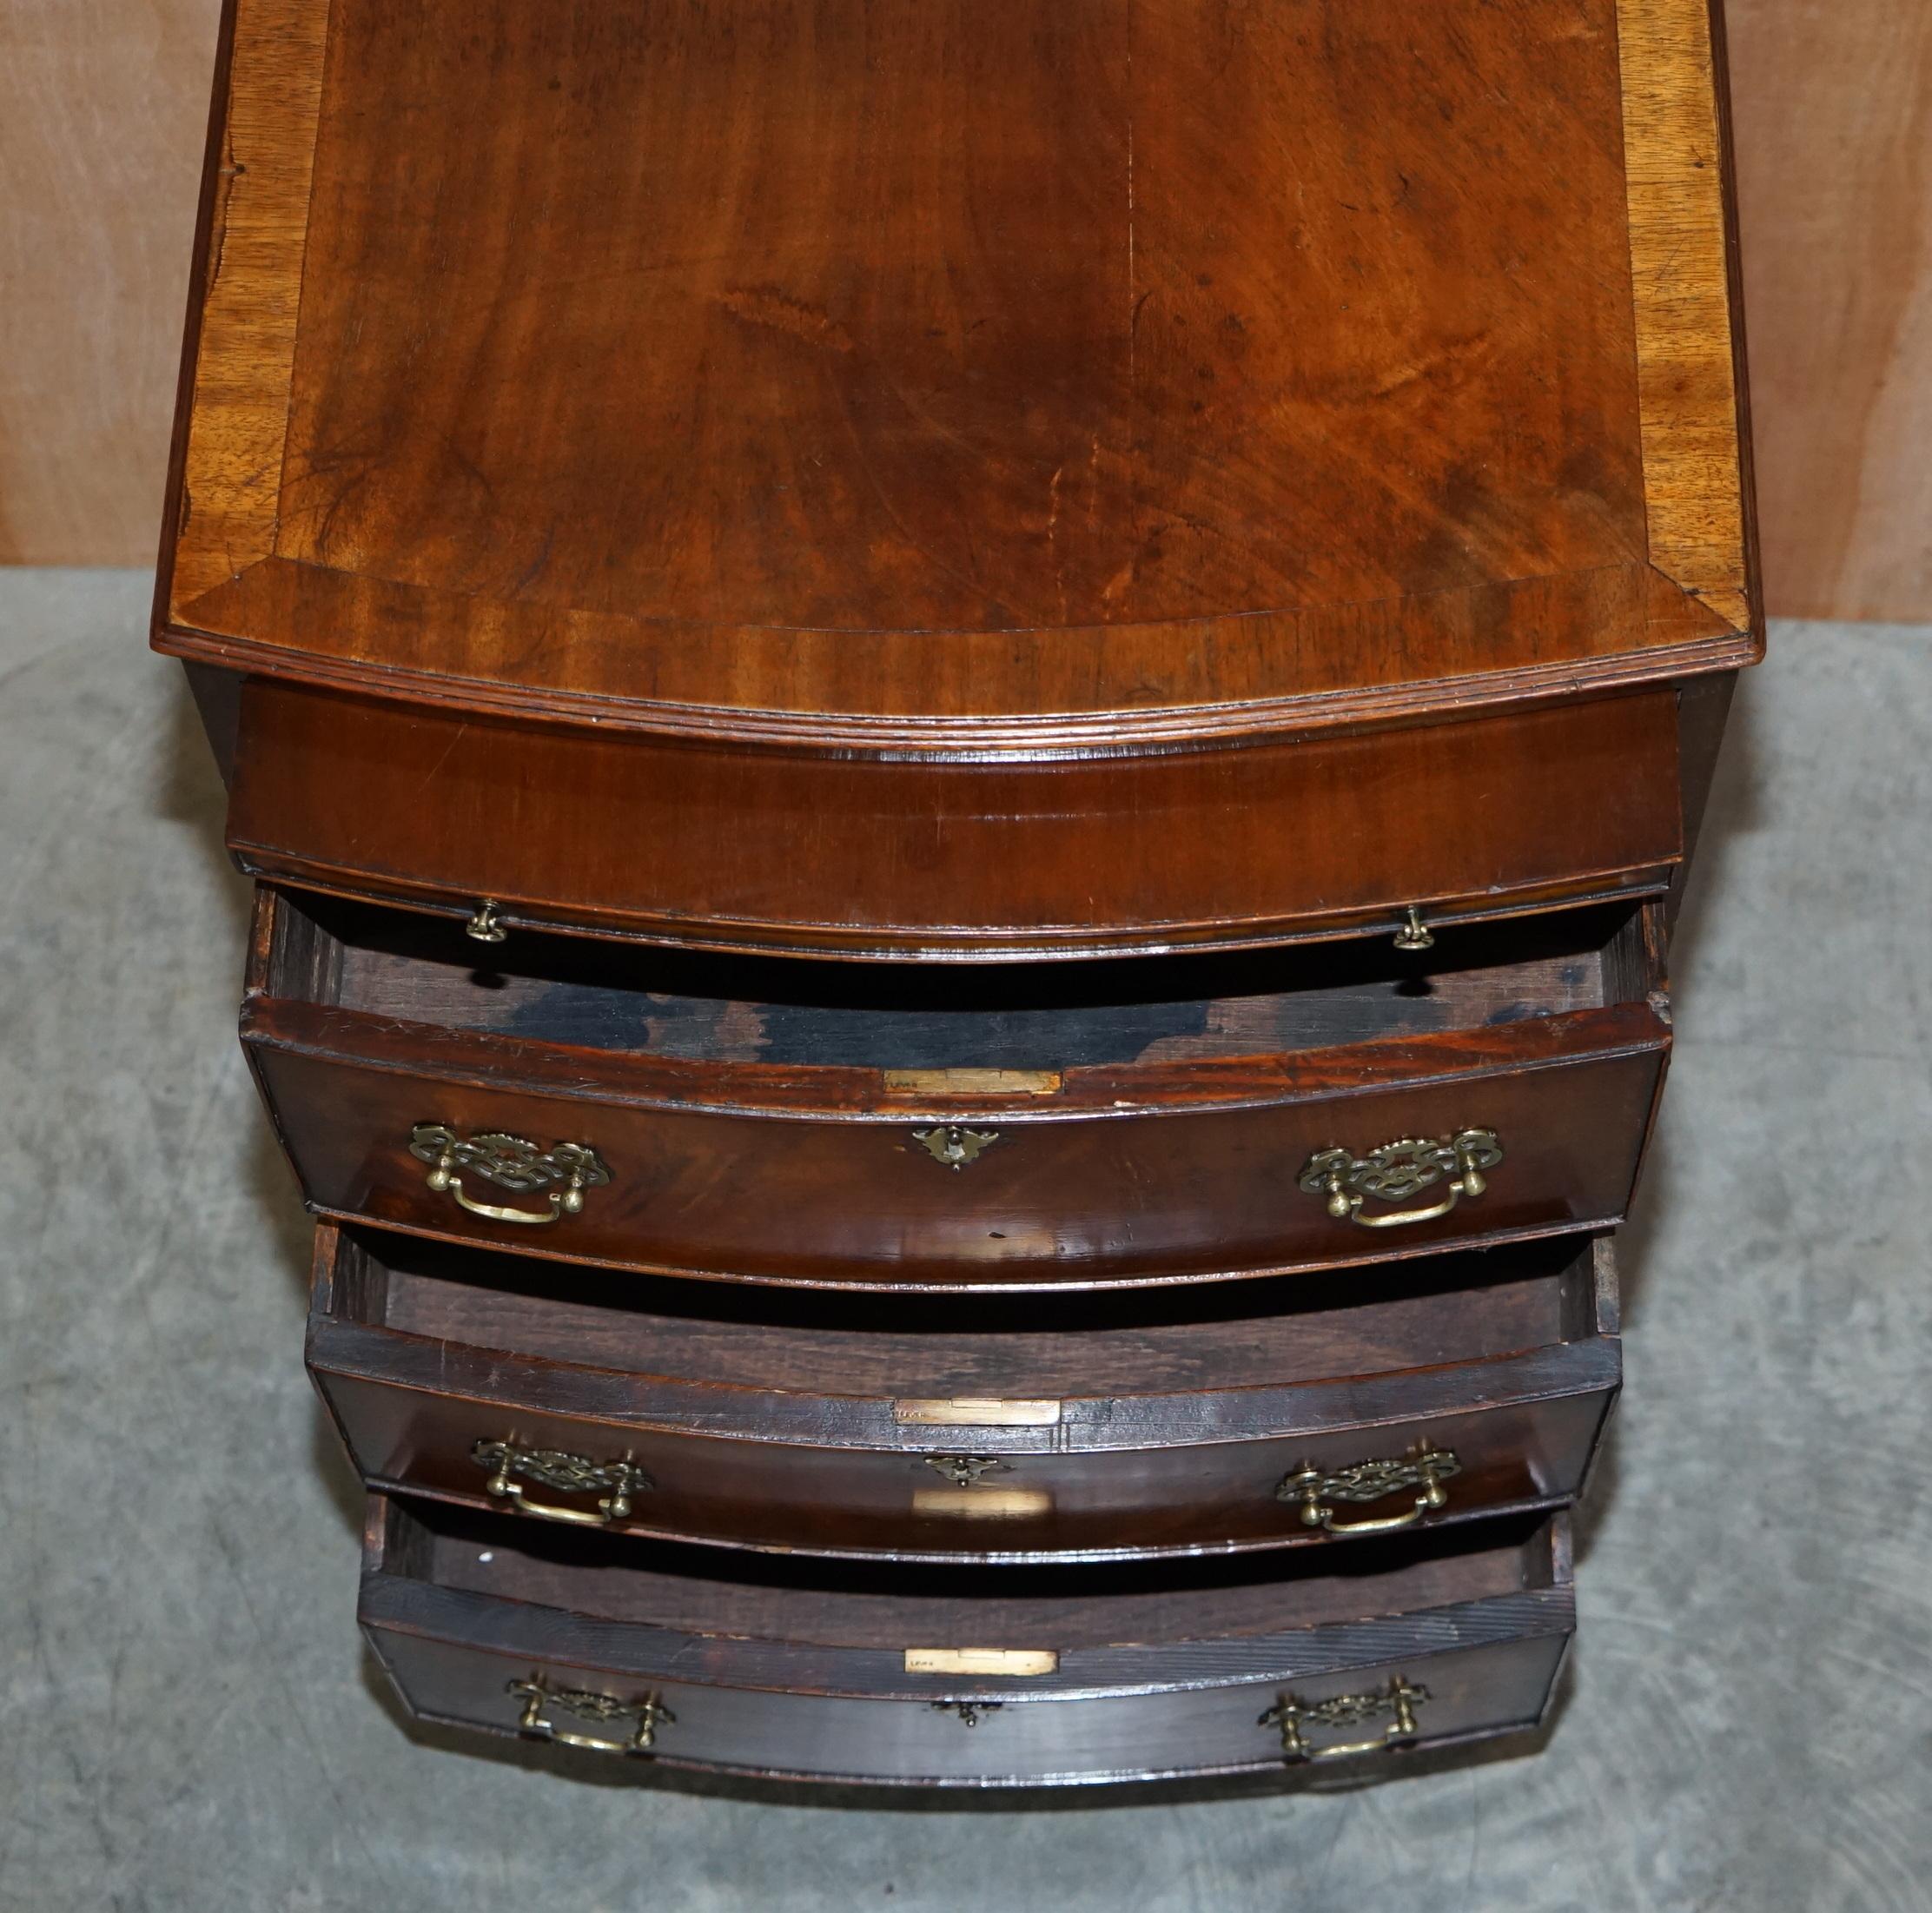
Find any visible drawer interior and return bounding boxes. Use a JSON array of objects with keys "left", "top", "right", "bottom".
[
  {"left": 374, "top": 1495, "right": 1559, "bottom": 1647},
  {"left": 267, "top": 889, "right": 1657, "bottom": 1069},
  {"left": 331, "top": 1226, "right": 1603, "bottom": 1395}
]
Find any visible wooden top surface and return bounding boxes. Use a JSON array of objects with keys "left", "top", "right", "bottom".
[{"left": 155, "top": 0, "right": 1759, "bottom": 747}]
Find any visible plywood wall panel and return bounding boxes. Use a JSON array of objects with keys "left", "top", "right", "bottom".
[
  {"left": 1724, "top": 0, "right": 1932, "bottom": 620},
  {"left": 0, "top": 0, "right": 222, "bottom": 565}
]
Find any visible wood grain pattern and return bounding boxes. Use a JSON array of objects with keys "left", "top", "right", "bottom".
[
  {"left": 162, "top": 0, "right": 327, "bottom": 608},
  {"left": 360, "top": 1496, "right": 1575, "bottom": 1784},
  {"left": 274, "top": 0, "right": 1645, "bottom": 635},
  {"left": 169, "top": 548, "right": 1749, "bottom": 745},
  {"left": 1616, "top": 0, "right": 1756, "bottom": 634},
  {"left": 0, "top": 0, "right": 220, "bottom": 563},
  {"left": 317, "top": 890, "right": 1627, "bottom": 1068},
  {"left": 248, "top": 1016, "right": 1669, "bottom": 1289},
  {"left": 368, "top": 1620, "right": 1569, "bottom": 1785},
  {"left": 225, "top": 679, "right": 1685, "bottom": 960},
  {"left": 380, "top": 1497, "right": 1561, "bottom": 1661},
  {"left": 150, "top": 0, "right": 1757, "bottom": 734},
  {"left": 1724, "top": 0, "right": 1932, "bottom": 619},
  {"left": 308, "top": 1223, "right": 1620, "bottom": 1562},
  {"left": 242, "top": 885, "right": 1671, "bottom": 1290}
]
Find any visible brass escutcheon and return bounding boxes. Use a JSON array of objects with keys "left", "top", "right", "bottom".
[
  {"left": 473, "top": 1437, "right": 652, "bottom": 1526},
  {"left": 507, "top": 1676, "right": 673, "bottom": 1755},
  {"left": 1298, "top": 1129, "right": 1502, "bottom": 1229},
  {"left": 409, "top": 1123, "right": 611, "bottom": 1227},
  {"left": 1259, "top": 1675, "right": 1428, "bottom": 1762},
  {"left": 1279, "top": 1445, "right": 1460, "bottom": 1536},
  {"left": 911, "top": 1125, "right": 1002, "bottom": 1171}
]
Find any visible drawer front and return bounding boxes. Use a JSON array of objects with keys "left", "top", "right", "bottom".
[
  {"left": 249, "top": 1003, "right": 1668, "bottom": 1287},
  {"left": 229, "top": 677, "right": 1682, "bottom": 961},
  {"left": 313, "top": 1332, "right": 1618, "bottom": 1560},
  {"left": 364, "top": 1618, "right": 1569, "bottom": 1785}
]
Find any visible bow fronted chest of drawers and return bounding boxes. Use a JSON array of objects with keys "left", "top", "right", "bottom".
[{"left": 157, "top": 0, "right": 1759, "bottom": 1788}]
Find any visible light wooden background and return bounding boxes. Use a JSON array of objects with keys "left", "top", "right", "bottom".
[{"left": 3, "top": 0, "right": 1927, "bottom": 619}]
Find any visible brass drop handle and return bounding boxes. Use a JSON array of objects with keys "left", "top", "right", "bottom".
[
  {"left": 1260, "top": 1676, "right": 1428, "bottom": 1762},
  {"left": 1298, "top": 1129, "right": 1502, "bottom": 1229},
  {"left": 438, "top": 1172, "right": 572, "bottom": 1227},
  {"left": 507, "top": 1676, "right": 673, "bottom": 1755},
  {"left": 473, "top": 1438, "right": 652, "bottom": 1526},
  {"left": 408, "top": 1123, "right": 610, "bottom": 1228},
  {"left": 1280, "top": 1446, "right": 1460, "bottom": 1536}
]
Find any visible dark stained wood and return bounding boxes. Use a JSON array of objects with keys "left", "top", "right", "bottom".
[
  {"left": 395, "top": 1502, "right": 1557, "bottom": 1645},
  {"left": 360, "top": 1495, "right": 1574, "bottom": 1784},
  {"left": 227, "top": 679, "right": 1685, "bottom": 961},
  {"left": 246, "top": 886, "right": 1669, "bottom": 1289},
  {"left": 182, "top": 664, "right": 243, "bottom": 789},
  {"left": 309, "top": 1224, "right": 1620, "bottom": 1561},
  {"left": 1670, "top": 669, "right": 1739, "bottom": 928},
  {"left": 316, "top": 890, "right": 1633, "bottom": 1067}
]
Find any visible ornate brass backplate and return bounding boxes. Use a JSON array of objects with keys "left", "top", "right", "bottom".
[
  {"left": 473, "top": 1437, "right": 652, "bottom": 1526},
  {"left": 911, "top": 1124, "right": 1001, "bottom": 1170},
  {"left": 1278, "top": 1445, "right": 1460, "bottom": 1536},
  {"left": 508, "top": 1675, "right": 675, "bottom": 1755},
  {"left": 1258, "top": 1675, "right": 1429, "bottom": 1761},
  {"left": 1297, "top": 1129, "right": 1502, "bottom": 1228},
  {"left": 408, "top": 1122, "right": 611, "bottom": 1226}
]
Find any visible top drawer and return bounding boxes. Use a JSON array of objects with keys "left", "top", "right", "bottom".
[
  {"left": 223, "top": 678, "right": 1684, "bottom": 961},
  {"left": 245, "top": 886, "right": 1669, "bottom": 1289}
]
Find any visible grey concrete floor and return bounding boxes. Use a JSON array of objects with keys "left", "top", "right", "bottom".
[{"left": 1, "top": 568, "right": 1928, "bottom": 1912}]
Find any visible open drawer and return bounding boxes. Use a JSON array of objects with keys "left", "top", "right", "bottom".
[
  {"left": 313, "top": 1224, "right": 1619, "bottom": 1562},
  {"left": 244, "top": 885, "right": 1670, "bottom": 1288},
  {"left": 361, "top": 1494, "right": 1575, "bottom": 1787}
]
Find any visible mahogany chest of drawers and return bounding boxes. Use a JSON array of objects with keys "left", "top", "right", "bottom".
[{"left": 157, "top": 0, "right": 1758, "bottom": 1788}]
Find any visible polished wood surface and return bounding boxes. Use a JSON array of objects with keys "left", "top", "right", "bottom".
[
  {"left": 311, "top": 1225, "right": 1619, "bottom": 1561},
  {"left": 155, "top": 0, "right": 1757, "bottom": 738},
  {"left": 253, "top": 1020, "right": 1667, "bottom": 1289},
  {"left": 361, "top": 1495, "right": 1574, "bottom": 1784},
  {"left": 227, "top": 678, "right": 1685, "bottom": 959},
  {"left": 246, "top": 886, "right": 1669, "bottom": 1289}
]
